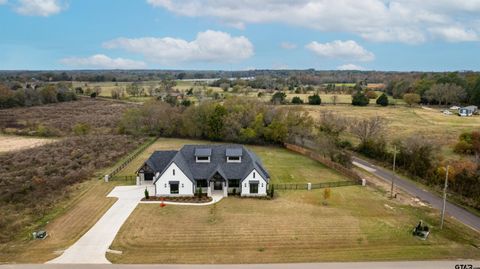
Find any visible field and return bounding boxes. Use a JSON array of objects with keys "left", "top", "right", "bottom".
[
  {"left": 107, "top": 140, "right": 480, "bottom": 263},
  {"left": 0, "top": 134, "right": 55, "bottom": 153},
  {"left": 116, "top": 138, "right": 345, "bottom": 183},
  {"left": 302, "top": 105, "right": 480, "bottom": 159},
  {"left": 0, "top": 180, "right": 124, "bottom": 263}
]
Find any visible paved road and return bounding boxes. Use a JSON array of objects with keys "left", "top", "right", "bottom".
[
  {"left": 353, "top": 156, "right": 480, "bottom": 232},
  {"left": 2, "top": 261, "right": 480, "bottom": 269}
]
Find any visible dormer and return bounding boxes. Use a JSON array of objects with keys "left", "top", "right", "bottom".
[
  {"left": 195, "top": 148, "right": 211, "bottom": 163},
  {"left": 226, "top": 148, "right": 242, "bottom": 163}
]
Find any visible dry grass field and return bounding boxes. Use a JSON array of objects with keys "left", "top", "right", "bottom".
[
  {"left": 116, "top": 138, "right": 346, "bottom": 183},
  {"left": 302, "top": 105, "right": 480, "bottom": 159},
  {"left": 0, "top": 179, "right": 123, "bottom": 263},
  {"left": 0, "top": 135, "right": 56, "bottom": 153},
  {"left": 108, "top": 187, "right": 480, "bottom": 263}
]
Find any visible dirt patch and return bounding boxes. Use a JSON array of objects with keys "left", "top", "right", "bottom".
[{"left": 0, "top": 135, "right": 56, "bottom": 153}]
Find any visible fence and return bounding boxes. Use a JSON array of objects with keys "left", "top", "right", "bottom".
[
  {"left": 284, "top": 142, "right": 362, "bottom": 183},
  {"left": 105, "top": 137, "right": 158, "bottom": 180},
  {"left": 272, "top": 180, "right": 359, "bottom": 191}
]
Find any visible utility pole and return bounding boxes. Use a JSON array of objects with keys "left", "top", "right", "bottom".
[
  {"left": 440, "top": 165, "right": 449, "bottom": 229},
  {"left": 390, "top": 145, "right": 397, "bottom": 199}
]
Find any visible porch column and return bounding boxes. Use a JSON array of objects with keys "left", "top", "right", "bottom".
[
  {"left": 207, "top": 181, "right": 212, "bottom": 197},
  {"left": 223, "top": 181, "right": 228, "bottom": 197}
]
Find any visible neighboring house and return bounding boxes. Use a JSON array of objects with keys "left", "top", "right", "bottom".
[
  {"left": 137, "top": 145, "right": 270, "bottom": 197},
  {"left": 459, "top": 105, "right": 478, "bottom": 117}
]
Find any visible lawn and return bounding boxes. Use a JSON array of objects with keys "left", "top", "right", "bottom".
[
  {"left": 108, "top": 186, "right": 480, "bottom": 263},
  {"left": 116, "top": 138, "right": 346, "bottom": 183}
]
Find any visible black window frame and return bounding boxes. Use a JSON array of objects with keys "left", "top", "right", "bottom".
[
  {"left": 228, "top": 179, "right": 240, "bottom": 188},
  {"left": 170, "top": 183, "right": 179, "bottom": 194},
  {"left": 197, "top": 156, "right": 210, "bottom": 161}
]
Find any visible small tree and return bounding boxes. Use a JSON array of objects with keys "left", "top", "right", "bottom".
[
  {"left": 376, "top": 93, "right": 389, "bottom": 106},
  {"left": 291, "top": 96, "right": 303, "bottom": 104},
  {"left": 403, "top": 93, "right": 421, "bottom": 106},
  {"left": 366, "top": 91, "right": 378, "bottom": 99},
  {"left": 72, "top": 123, "right": 91, "bottom": 135},
  {"left": 323, "top": 188, "right": 331, "bottom": 205},
  {"left": 308, "top": 93, "right": 322, "bottom": 105},
  {"left": 144, "top": 188, "right": 149, "bottom": 199},
  {"left": 352, "top": 91, "right": 369, "bottom": 106},
  {"left": 271, "top": 91, "right": 287, "bottom": 104},
  {"left": 330, "top": 95, "right": 338, "bottom": 105}
]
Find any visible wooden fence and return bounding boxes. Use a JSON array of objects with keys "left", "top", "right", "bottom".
[
  {"left": 272, "top": 180, "right": 359, "bottom": 191},
  {"left": 284, "top": 142, "right": 362, "bottom": 183},
  {"left": 105, "top": 137, "right": 158, "bottom": 180}
]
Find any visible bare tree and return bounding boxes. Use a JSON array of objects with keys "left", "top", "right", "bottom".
[
  {"left": 330, "top": 95, "right": 338, "bottom": 105},
  {"left": 349, "top": 116, "right": 387, "bottom": 144}
]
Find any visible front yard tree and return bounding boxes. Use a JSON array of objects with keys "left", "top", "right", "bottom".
[
  {"left": 352, "top": 91, "right": 369, "bottom": 106},
  {"left": 376, "top": 93, "right": 389, "bottom": 106}
]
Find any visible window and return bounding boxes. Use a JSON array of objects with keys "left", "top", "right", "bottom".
[
  {"left": 164, "top": 184, "right": 167, "bottom": 188},
  {"left": 250, "top": 183, "right": 258, "bottom": 194},
  {"left": 196, "top": 179, "right": 208, "bottom": 187},
  {"left": 227, "top": 156, "right": 241, "bottom": 163},
  {"left": 228, "top": 179, "right": 240, "bottom": 188},
  {"left": 196, "top": 156, "right": 210, "bottom": 163},
  {"left": 173, "top": 169, "right": 175, "bottom": 176},
  {"left": 253, "top": 172, "right": 256, "bottom": 178},
  {"left": 170, "top": 183, "right": 179, "bottom": 194},
  {"left": 181, "top": 183, "right": 184, "bottom": 188}
]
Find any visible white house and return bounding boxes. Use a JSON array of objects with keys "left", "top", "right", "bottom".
[{"left": 137, "top": 145, "right": 270, "bottom": 197}]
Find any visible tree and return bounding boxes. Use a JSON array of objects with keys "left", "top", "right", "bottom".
[
  {"left": 0, "top": 84, "right": 16, "bottom": 108},
  {"left": 330, "top": 95, "right": 338, "bottom": 105},
  {"left": 271, "top": 91, "right": 287, "bottom": 104},
  {"left": 403, "top": 93, "right": 421, "bottom": 106},
  {"left": 352, "top": 91, "right": 369, "bottom": 106},
  {"left": 308, "top": 94, "right": 321, "bottom": 105},
  {"left": 365, "top": 91, "right": 378, "bottom": 99},
  {"left": 206, "top": 104, "right": 227, "bottom": 140},
  {"left": 220, "top": 83, "right": 230, "bottom": 92},
  {"left": 291, "top": 96, "right": 303, "bottom": 104},
  {"left": 349, "top": 116, "right": 387, "bottom": 145},
  {"left": 93, "top": 86, "right": 102, "bottom": 96},
  {"left": 126, "top": 83, "right": 140, "bottom": 97},
  {"left": 40, "top": 85, "right": 58, "bottom": 104},
  {"left": 425, "top": 83, "right": 466, "bottom": 105},
  {"left": 376, "top": 93, "right": 389, "bottom": 106}
]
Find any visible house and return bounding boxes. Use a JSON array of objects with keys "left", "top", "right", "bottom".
[
  {"left": 137, "top": 145, "right": 270, "bottom": 197},
  {"left": 459, "top": 105, "right": 478, "bottom": 117}
]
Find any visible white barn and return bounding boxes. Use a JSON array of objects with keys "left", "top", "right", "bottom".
[{"left": 137, "top": 145, "right": 270, "bottom": 197}]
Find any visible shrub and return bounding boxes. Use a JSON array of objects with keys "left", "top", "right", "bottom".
[
  {"left": 403, "top": 93, "right": 421, "bottom": 106},
  {"left": 352, "top": 91, "right": 369, "bottom": 106},
  {"left": 72, "top": 123, "right": 91, "bottom": 136},
  {"left": 271, "top": 91, "right": 287, "bottom": 104},
  {"left": 144, "top": 188, "right": 150, "bottom": 199},
  {"left": 308, "top": 94, "right": 321, "bottom": 105},
  {"left": 376, "top": 93, "right": 389, "bottom": 106},
  {"left": 291, "top": 96, "right": 303, "bottom": 104}
]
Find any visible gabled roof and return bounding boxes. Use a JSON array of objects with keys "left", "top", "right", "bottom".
[{"left": 143, "top": 144, "right": 270, "bottom": 184}]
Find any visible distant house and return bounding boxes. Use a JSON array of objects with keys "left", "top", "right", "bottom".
[
  {"left": 137, "top": 145, "right": 270, "bottom": 197},
  {"left": 459, "top": 106, "right": 478, "bottom": 117}
]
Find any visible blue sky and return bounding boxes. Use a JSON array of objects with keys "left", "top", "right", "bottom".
[{"left": 1, "top": 0, "right": 480, "bottom": 71}]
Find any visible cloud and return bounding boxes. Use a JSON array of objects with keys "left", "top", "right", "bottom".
[
  {"left": 280, "top": 42, "right": 297, "bottom": 49},
  {"left": 429, "top": 26, "right": 479, "bottom": 42},
  {"left": 103, "top": 30, "right": 254, "bottom": 64},
  {"left": 146, "top": 0, "right": 480, "bottom": 43},
  {"left": 306, "top": 40, "right": 374, "bottom": 62},
  {"left": 337, "top": 63, "right": 366, "bottom": 70},
  {"left": 60, "top": 54, "right": 147, "bottom": 69},
  {"left": 0, "top": 0, "right": 7, "bottom": 5},
  {"left": 14, "top": 0, "right": 65, "bottom": 16}
]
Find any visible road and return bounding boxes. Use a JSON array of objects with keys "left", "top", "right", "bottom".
[
  {"left": 352, "top": 156, "right": 480, "bottom": 232},
  {"left": 1, "top": 261, "right": 480, "bottom": 269}
]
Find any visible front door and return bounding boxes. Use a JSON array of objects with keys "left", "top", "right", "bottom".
[{"left": 214, "top": 181, "right": 223, "bottom": 190}]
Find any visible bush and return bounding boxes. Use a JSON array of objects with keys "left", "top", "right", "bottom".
[
  {"left": 72, "top": 123, "right": 91, "bottom": 136},
  {"left": 366, "top": 91, "right": 378, "bottom": 99},
  {"left": 376, "top": 93, "right": 389, "bottom": 106},
  {"left": 144, "top": 188, "right": 150, "bottom": 199},
  {"left": 291, "top": 96, "right": 303, "bottom": 104},
  {"left": 271, "top": 91, "right": 287, "bottom": 104},
  {"left": 352, "top": 91, "right": 369, "bottom": 106},
  {"left": 403, "top": 93, "right": 421, "bottom": 106},
  {"left": 308, "top": 94, "right": 321, "bottom": 105}
]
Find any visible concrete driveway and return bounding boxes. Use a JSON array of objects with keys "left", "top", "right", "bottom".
[{"left": 48, "top": 185, "right": 154, "bottom": 264}]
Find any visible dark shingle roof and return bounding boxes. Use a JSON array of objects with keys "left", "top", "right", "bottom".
[
  {"left": 144, "top": 151, "right": 177, "bottom": 173},
  {"left": 146, "top": 145, "right": 269, "bottom": 183}
]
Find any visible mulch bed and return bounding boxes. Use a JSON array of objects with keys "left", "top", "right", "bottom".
[{"left": 142, "top": 196, "right": 213, "bottom": 203}]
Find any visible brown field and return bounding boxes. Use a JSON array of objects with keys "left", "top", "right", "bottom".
[
  {"left": 0, "top": 180, "right": 124, "bottom": 263},
  {"left": 108, "top": 187, "right": 480, "bottom": 263},
  {"left": 0, "top": 135, "right": 56, "bottom": 153}
]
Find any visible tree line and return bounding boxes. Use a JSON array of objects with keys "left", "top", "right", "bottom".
[{"left": 0, "top": 83, "right": 77, "bottom": 109}]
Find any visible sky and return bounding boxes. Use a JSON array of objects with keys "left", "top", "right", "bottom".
[{"left": 1, "top": 0, "right": 480, "bottom": 71}]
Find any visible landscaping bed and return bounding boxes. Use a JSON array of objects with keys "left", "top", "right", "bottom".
[{"left": 142, "top": 196, "right": 213, "bottom": 203}]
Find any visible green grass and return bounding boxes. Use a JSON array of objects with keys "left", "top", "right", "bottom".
[{"left": 116, "top": 138, "right": 346, "bottom": 183}]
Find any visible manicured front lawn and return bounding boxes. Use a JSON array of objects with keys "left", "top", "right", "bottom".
[
  {"left": 108, "top": 187, "right": 480, "bottom": 263},
  {"left": 116, "top": 138, "right": 346, "bottom": 183}
]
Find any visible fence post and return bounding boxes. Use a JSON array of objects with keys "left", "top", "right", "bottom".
[
  {"left": 104, "top": 174, "right": 109, "bottom": 183},
  {"left": 307, "top": 183, "right": 312, "bottom": 191},
  {"left": 362, "top": 178, "right": 366, "bottom": 186}
]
